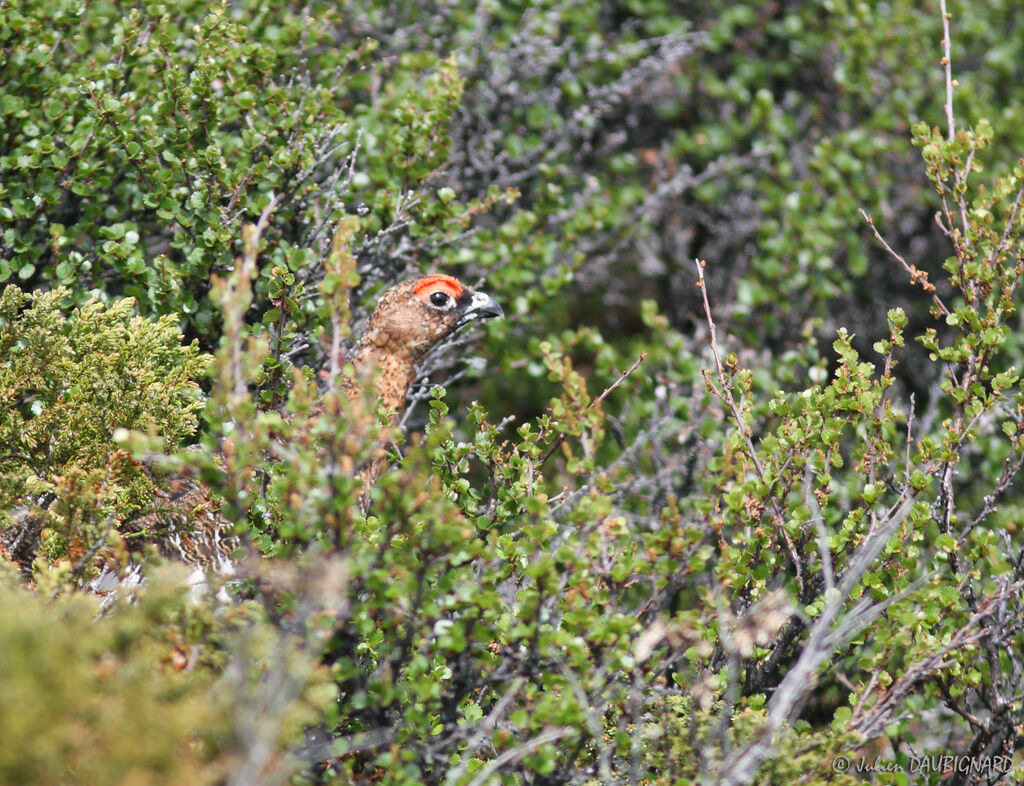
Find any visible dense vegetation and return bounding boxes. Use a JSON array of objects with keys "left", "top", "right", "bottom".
[{"left": 2, "top": 0, "right": 1024, "bottom": 783}]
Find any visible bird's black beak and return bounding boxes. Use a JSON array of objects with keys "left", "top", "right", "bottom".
[{"left": 460, "top": 290, "right": 504, "bottom": 323}]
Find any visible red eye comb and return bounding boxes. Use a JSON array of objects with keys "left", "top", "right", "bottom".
[{"left": 414, "top": 274, "right": 464, "bottom": 297}]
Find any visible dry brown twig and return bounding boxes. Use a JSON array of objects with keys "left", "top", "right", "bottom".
[
  {"left": 857, "top": 4, "right": 963, "bottom": 317},
  {"left": 858, "top": 208, "right": 951, "bottom": 317}
]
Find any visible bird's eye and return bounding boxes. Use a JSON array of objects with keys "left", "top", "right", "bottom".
[{"left": 429, "top": 291, "right": 451, "bottom": 308}]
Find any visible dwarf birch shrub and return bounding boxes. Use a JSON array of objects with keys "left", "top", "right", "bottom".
[
  {"left": 632, "top": 119, "right": 1024, "bottom": 783},
  {"left": 4, "top": 1, "right": 1024, "bottom": 785},
  {"left": 0, "top": 0, "right": 467, "bottom": 369}
]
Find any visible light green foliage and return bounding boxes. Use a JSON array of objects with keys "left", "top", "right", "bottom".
[
  {"left": 0, "top": 563, "right": 333, "bottom": 786},
  {"left": 0, "top": 286, "right": 205, "bottom": 476},
  {"left": 0, "top": 285, "right": 206, "bottom": 571},
  {"left": 5, "top": 0, "right": 1024, "bottom": 784},
  {"left": 0, "top": 578, "right": 223, "bottom": 786}
]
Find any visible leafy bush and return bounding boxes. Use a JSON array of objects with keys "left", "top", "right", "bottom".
[
  {"left": 3, "top": 0, "right": 1024, "bottom": 785},
  {"left": 0, "top": 560, "right": 334, "bottom": 786},
  {"left": 0, "top": 285, "right": 206, "bottom": 578}
]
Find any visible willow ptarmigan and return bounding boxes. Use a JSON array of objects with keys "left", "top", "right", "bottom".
[{"left": 119, "top": 273, "right": 503, "bottom": 577}]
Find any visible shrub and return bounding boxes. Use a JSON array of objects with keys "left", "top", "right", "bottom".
[
  {"left": 0, "top": 560, "right": 334, "bottom": 786},
  {"left": 3, "top": 1, "right": 1024, "bottom": 785},
  {"left": 0, "top": 285, "right": 206, "bottom": 579}
]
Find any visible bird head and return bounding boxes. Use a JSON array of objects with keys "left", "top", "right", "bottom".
[{"left": 359, "top": 274, "right": 504, "bottom": 361}]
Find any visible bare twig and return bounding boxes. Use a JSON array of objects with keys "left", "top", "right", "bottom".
[
  {"left": 464, "top": 727, "right": 577, "bottom": 786},
  {"left": 804, "top": 467, "right": 835, "bottom": 594},
  {"left": 859, "top": 209, "right": 951, "bottom": 317},
  {"left": 904, "top": 392, "right": 916, "bottom": 487},
  {"left": 323, "top": 216, "right": 360, "bottom": 392},
  {"left": 538, "top": 352, "right": 647, "bottom": 468},
  {"left": 938, "top": 0, "right": 955, "bottom": 141}
]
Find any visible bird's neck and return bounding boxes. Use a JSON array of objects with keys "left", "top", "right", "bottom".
[{"left": 348, "top": 336, "right": 419, "bottom": 419}]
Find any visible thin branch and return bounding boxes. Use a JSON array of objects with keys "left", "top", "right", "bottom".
[
  {"left": 859, "top": 208, "right": 951, "bottom": 317},
  {"left": 804, "top": 467, "right": 835, "bottom": 594},
  {"left": 987, "top": 182, "right": 1024, "bottom": 273},
  {"left": 464, "top": 728, "right": 577, "bottom": 786},
  {"left": 694, "top": 258, "right": 805, "bottom": 595},
  {"left": 939, "top": 0, "right": 955, "bottom": 141},
  {"left": 538, "top": 352, "right": 647, "bottom": 468},
  {"left": 905, "top": 392, "right": 916, "bottom": 487}
]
